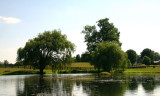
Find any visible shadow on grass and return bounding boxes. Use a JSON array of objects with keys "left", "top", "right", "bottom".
[
  {"left": 2, "top": 70, "right": 100, "bottom": 75},
  {"left": 59, "top": 70, "right": 99, "bottom": 74},
  {"left": 3, "top": 71, "right": 39, "bottom": 75}
]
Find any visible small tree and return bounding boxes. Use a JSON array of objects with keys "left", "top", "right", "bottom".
[
  {"left": 91, "top": 41, "right": 128, "bottom": 72},
  {"left": 141, "top": 48, "right": 154, "bottom": 63},
  {"left": 17, "top": 30, "right": 75, "bottom": 74},
  {"left": 4, "top": 60, "right": 9, "bottom": 68},
  {"left": 75, "top": 54, "right": 81, "bottom": 62},
  {"left": 126, "top": 49, "right": 137, "bottom": 66},
  {"left": 81, "top": 52, "right": 90, "bottom": 62},
  {"left": 142, "top": 56, "right": 151, "bottom": 65},
  {"left": 0, "top": 61, "right": 3, "bottom": 65},
  {"left": 153, "top": 52, "right": 160, "bottom": 61}
]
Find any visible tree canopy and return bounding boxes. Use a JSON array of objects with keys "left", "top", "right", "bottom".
[
  {"left": 153, "top": 52, "right": 160, "bottom": 61},
  {"left": 75, "top": 54, "right": 81, "bottom": 62},
  {"left": 82, "top": 18, "right": 121, "bottom": 53},
  {"left": 141, "top": 48, "right": 154, "bottom": 63},
  {"left": 142, "top": 56, "right": 151, "bottom": 65},
  {"left": 126, "top": 49, "right": 137, "bottom": 66},
  {"left": 91, "top": 41, "right": 128, "bottom": 72},
  {"left": 17, "top": 30, "right": 75, "bottom": 74},
  {"left": 4, "top": 60, "right": 9, "bottom": 68},
  {"left": 4, "top": 60, "right": 9, "bottom": 65},
  {"left": 81, "top": 52, "right": 91, "bottom": 62}
]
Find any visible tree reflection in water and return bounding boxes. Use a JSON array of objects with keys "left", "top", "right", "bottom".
[
  {"left": 142, "top": 77, "right": 156, "bottom": 92},
  {"left": 14, "top": 74, "right": 160, "bottom": 96},
  {"left": 128, "top": 77, "right": 138, "bottom": 90}
]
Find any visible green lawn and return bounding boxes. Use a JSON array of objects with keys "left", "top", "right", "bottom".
[
  {"left": 1, "top": 63, "right": 160, "bottom": 75},
  {"left": 0, "top": 68, "right": 57, "bottom": 75},
  {"left": 0, "top": 68, "right": 38, "bottom": 75},
  {"left": 0, "top": 62, "right": 94, "bottom": 75},
  {"left": 69, "top": 62, "right": 94, "bottom": 67},
  {"left": 125, "top": 67, "right": 160, "bottom": 73}
]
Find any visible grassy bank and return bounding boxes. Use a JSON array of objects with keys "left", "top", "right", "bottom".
[
  {"left": 0, "top": 62, "right": 94, "bottom": 75},
  {"left": 69, "top": 62, "right": 94, "bottom": 67},
  {"left": 124, "top": 67, "right": 160, "bottom": 73},
  {"left": 1, "top": 62, "right": 160, "bottom": 75},
  {"left": 0, "top": 68, "right": 38, "bottom": 75},
  {"left": 0, "top": 68, "right": 98, "bottom": 75}
]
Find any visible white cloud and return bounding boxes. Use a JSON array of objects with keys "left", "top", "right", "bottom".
[{"left": 0, "top": 16, "right": 21, "bottom": 24}]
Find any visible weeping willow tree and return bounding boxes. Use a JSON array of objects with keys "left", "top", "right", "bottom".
[
  {"left": 17, "top": 30, "right": 75, "bottom": 74},
  {"left": 91, "top": 41, "right": 129, "bottom": 72}
]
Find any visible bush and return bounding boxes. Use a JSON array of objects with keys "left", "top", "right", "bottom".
[{"left": 142, "top": 56, "right": 151, "bottom": 65}]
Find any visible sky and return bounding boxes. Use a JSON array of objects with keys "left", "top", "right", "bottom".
[{"left": 0, "top": 0, "right": 160, "bottom": 63}]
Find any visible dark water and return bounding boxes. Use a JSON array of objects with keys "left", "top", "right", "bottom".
[{"left": 0, "top": 73, "right": 160, "bottom": 96}]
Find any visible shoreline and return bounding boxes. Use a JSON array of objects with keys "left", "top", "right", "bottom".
[{"left": 1, "top": 67, "right": 160, "bottom": 75}]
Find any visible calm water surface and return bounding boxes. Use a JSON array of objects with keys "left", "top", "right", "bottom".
[{"left": 0, "top": 73, "right": 160, "bottom": 96}]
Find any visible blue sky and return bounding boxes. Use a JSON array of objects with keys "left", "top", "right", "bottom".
[{"left": 0, "top": 0, "right": 160, "bottom": 63}]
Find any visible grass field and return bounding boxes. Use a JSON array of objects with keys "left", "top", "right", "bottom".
[
  {"left": 68, "top": 62, "right": 94, "bottom": 67},
  {"left": 1, "top": 62, "right": 160, "bottom": 75},
  {"left": 0, "top": 62, "right": 94, "bottom": 75},
  {"left": 0, "top": 68, "right": 57, "bottom": 75},
  {"left": 124, "top": 67, "right": 160, "bottom": 73},
  {"left": 0, "top": 68, "right": 38, "bottom": 75}
]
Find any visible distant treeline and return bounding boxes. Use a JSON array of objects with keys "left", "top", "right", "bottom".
[{"left": 75, "top": 48, "right": 160, "bottom": 66}]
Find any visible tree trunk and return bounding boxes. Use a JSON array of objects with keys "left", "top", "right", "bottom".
[
  {"left": 52, "top": 65, "right": 53, "bottom": 72},
  {"left": 40, "top": 68, "right": 44, "bottom": 74},
  {"left": 98, "top": 67, "right": 100, "bottom": 73}
]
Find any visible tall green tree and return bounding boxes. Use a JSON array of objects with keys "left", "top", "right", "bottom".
[
  {"left": 17, "top": 30, "right": 75, "bottom": 74},
  {"left": 142, "top": 56, "right": 151, "bottom": 65},
  {"left": 126, "top": 49, "right": 137, "bottom": 66},
  {"left": 141, "top": 48, "right": 154, "bottom": 63},
  {"left": 91, "top": 41, "right": 128, "bottom": 72},
  {"left": 82, "top": 18, "right": 121, "bottom": 53},
  {"left": 153, "top": 52, "right": 160, "bottom": 61}
]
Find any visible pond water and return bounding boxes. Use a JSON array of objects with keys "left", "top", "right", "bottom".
[{"left": 0, "top": 73, "right": 160, "bottom": 96}]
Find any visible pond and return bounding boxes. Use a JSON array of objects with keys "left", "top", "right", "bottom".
[{"left": 0, "top": 73, "right": 160, "bottom": 96}]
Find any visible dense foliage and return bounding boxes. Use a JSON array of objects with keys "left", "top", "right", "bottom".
[
  {"left": 142, "top": 56, "right": 151, "bottom": 65},
  {"left": 75, "top": 54, "right": 81, "bottom": 62},
  {"left": 126, "top": 49, "right": 137, "bottom": 66},
  {"left": 137, "top": 55, "right": 142, "bottom": 63},
  {"left": 91, "top": 41, "right": 128, "bottom": 72},
  {"left": 140, "top": 48, "right": 160, "bottom": 64},
  {"left": 81, "top": 52, "right": 91, "bottom": 62},
  {"left": 17, "top": 30, "right": 75, "bottom": 74},
  {"left": 153, "top": 52, "right": 160, "bottom": 61},
  {"left": 4, "top": 60, "right": 9, "bottom": 68},
  {"left": 81, "top": 18, "right": 129, "bottom": 72},
  {"left": 141, "top": 48, "right": 154, "bottom": 63},
  {"left": 82, "top": 18, "right": 121, "bottom": 53}
]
